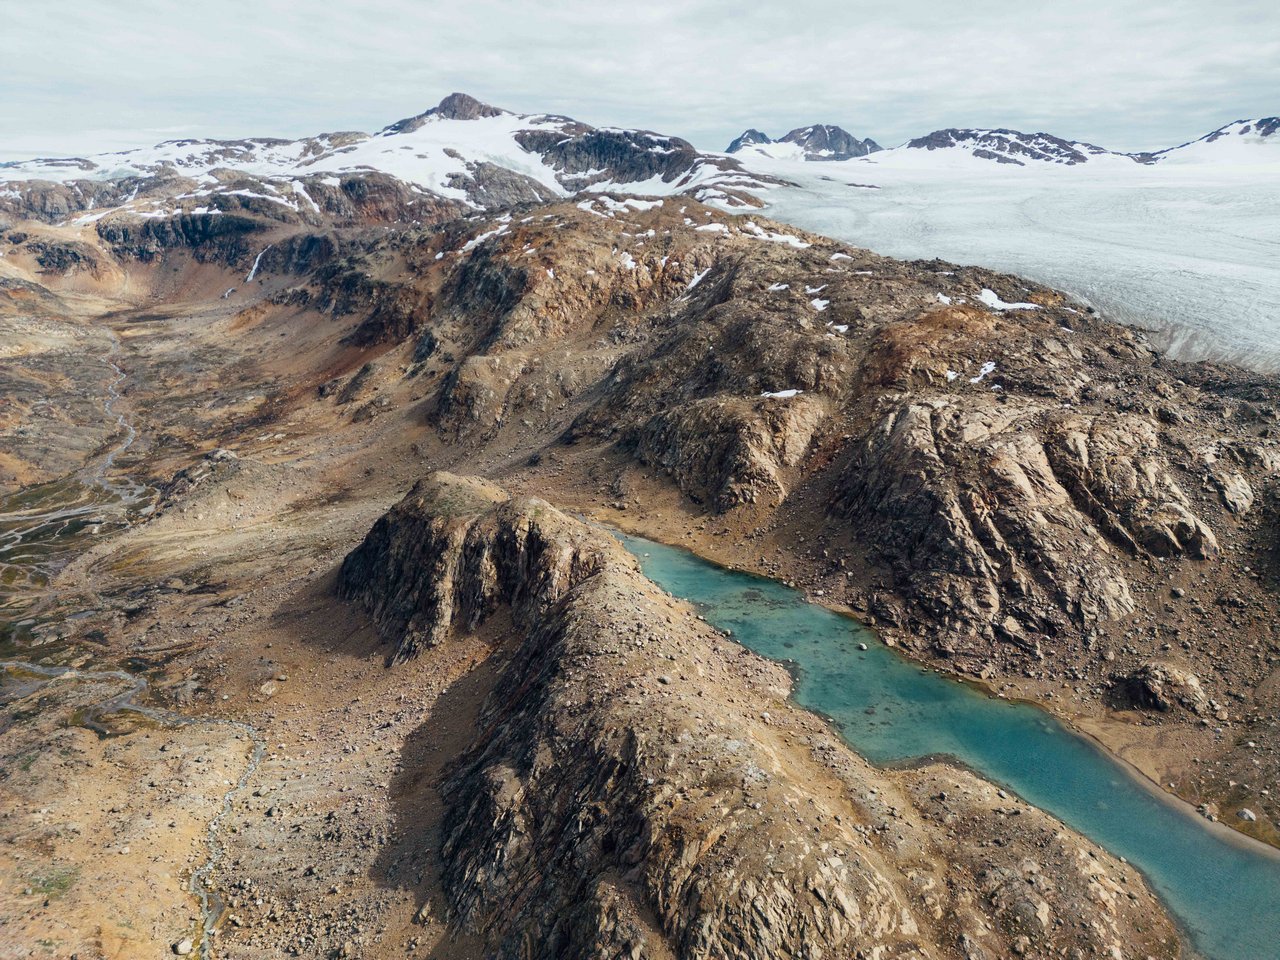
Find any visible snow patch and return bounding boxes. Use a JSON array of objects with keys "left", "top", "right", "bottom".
[
  {"left": 978, "top": 288, "right": 1040, "bottom": 311},
  {"left": 969, "top": 361, "right": 997, "bottom": 382}
]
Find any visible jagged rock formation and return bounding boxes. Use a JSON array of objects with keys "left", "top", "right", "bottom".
[
  {"left": 727, "top": 124, "right": 882, "bottom": 159},
  {"left": 337, "top": 472, "right": 1181, "bottom": 960},
  {"left": 387, "top": 91, "right": 509, "bottom": 130}
]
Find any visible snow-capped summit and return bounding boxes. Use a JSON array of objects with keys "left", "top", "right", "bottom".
[
  {"left": 0, "top": 94, "right": 782, "bottom": 225},
  {"left": 1139, "top": 117, "right": 1279, "bottom": 165},
  {"left": 726, "top": 124, "right": 882, "bottom": 161},
  {"left": 726, "top": 129, "right": 772, "bottom": 153},
  {"left": 383, "top": 92, "right": 510, "bottom": 133},
  {"left": 901, "top": 128, "right": 1124, "bottom": 166}
]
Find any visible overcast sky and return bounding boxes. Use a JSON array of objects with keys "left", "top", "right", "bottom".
[{"left": 2, "top": 0, "right": 1276, "bottom": 159}]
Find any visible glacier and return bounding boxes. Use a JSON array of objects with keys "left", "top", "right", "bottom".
[{"left": 735, "top": 151, "right": 1280, "bottom": 372}]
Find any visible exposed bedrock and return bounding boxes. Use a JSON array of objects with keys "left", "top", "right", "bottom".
[
  {"left": 321, "top": 201, "right": 1278, "bottom": 682},
  {"left": 336, "top": 472, "right": 1181, "bottom": 960}
]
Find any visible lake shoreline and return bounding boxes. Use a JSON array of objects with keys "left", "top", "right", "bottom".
[{"left": 595, "top": 508, "right": 1280, "bottom": 858}]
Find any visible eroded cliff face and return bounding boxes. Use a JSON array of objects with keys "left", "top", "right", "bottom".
[{"left": 336, "top": 472, "right": 1181, "bottom": 960}]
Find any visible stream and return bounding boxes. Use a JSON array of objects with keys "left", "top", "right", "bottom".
[
  {"left": 620, "top": 533, "right": 1280, "bottom": 960},
  {"left": 0, "top": 330, "right": 263, "bottom": 957}
]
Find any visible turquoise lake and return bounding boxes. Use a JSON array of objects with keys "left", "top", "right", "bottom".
[{"left": 619, "top": 533, "right": 1280, "bottom": 960}]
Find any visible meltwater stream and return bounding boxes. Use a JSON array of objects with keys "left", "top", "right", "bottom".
[{"left": 619, "top": 534, "right": 1280, "bottom": 960}]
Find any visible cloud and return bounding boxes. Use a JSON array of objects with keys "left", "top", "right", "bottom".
[{"left": 1, "top": 0, "right": 1276, "bottom": 158}]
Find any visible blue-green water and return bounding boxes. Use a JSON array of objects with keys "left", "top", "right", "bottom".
[{"left": 620, "top": 534, "right": 1280, "bottom": 960}]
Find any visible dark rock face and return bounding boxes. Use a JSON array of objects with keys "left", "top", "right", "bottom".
[
  {"left": 308, "top": 251, "right": 438, "bottom": 348},
  {"left": 517, "top": 127, "right": 705, "bottom": 185},
  {"left": 907, "top": 128, "right": 1114, "bottom": 165},
  {"left": 635, "top": 395, "right": 825, "bottom": 510},
  {"left": 778, "top": 123, "right": 882, "bottom": 159},
  {"left": 336, "top": 474, "right": 605, "bottom": 662},
  {"left": 1255, "top": 117, "right": 1280, "bottom": 138},
  {"left": 1113, "top": 662, "right": 1210, "bottom": 715},
  {"left": 726, "top": 128, "right": 772, "bottom": 152},
  {"left": 21, "top": 238, "right": 104, "bottom": 275},
  {"left": 336, "top": 473, "right": 1181, "bottom": 960},
  {"left": 0, "top": 178, "right": 143, "bottom": 222},
  {"left": 384, "top": 92, "right": 508, "bottom": 133},
  {"left": 95, "top": 212, "right": 263, "bottom": 263},
  {"left": 726, "top": 124, "right": 882, "bottom": 160},
  {"left": 446, "top": 160, "right": 560, "bottom": 207},
  {"left": 313, "top": 171, "right": 466, "bottom": 224}
]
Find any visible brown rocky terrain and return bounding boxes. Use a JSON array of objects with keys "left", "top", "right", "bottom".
[
  {"left": 337, "top": 472, "right": 1181, "bottom": 960},
  {"left": 0, "top": 183, "right": 1277, "bottom": 958}
]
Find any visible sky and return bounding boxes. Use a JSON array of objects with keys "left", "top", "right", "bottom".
[{"left": 2, "top": 0, "right": 1277, "bottom": 160}]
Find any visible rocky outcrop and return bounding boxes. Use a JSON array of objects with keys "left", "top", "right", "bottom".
[
  {"left": 336, "top": 473, "right": 1181, "bottom": 960},
  {"left": 19, "top": 238, "right": 106, "bottom": 276},
  {"left": 268, "top": 198, "right": 1278, "bottom": 702},
  {"left": 726, "top": 128, "right": 772, "bottom": 153},
  {"left": 95, "top": 211, "right": 264, "bottom": 263},
  {"left": 385, "top": 92, "right": 509, "bottom": 132},
  {"left": 517, "top": 126, "right": 738, "bottom": 188},
  {"left": 0, "top": 177, "right": 144, "bottom": 222},
  {"left": 828, "top": 398, "right": 1232, "bottom": 662},
  {"left": 338, "top": 474, "right": 610, "bottom": 662},
  {"left": 635, "top": 394, "right": 827, "bottom": 509},
  {"left": 1113, "top": 661, "right": 1211, "bottom": 715}
]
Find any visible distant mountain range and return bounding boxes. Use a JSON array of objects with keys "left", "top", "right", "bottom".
[
  {"left": 1, "top": 93, "right": 1275, "bottom": 230},
  {"left": 728, "top": 117, "right": 1279, "bottom": 167}
]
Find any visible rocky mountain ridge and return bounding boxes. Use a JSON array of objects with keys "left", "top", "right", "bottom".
[
  {"left": 0, "top": 93, "right": 776, "bottom": 227},
  {"left": 4, "top": 97, "right": 1276, "bottom": 245},
  {"left": 726, "top": 123, "right": 883, "bottom": 160},
  {"left": 902, "top": 128, "right": 1122, "bottom": 165},
  {"left": 728, "top": 117, "right": 1279, "bottom": 166},
  {"left": 334, "top": 472, "right": 1180, "bottom": 960}
]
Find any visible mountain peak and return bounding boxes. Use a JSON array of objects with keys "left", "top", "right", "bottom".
[
  {"left": 726, "top": 129, "right": 772, "bottom": 152},
  {"left": 778, "top": 124, "right": 881, "bottom": 160},
  {"left": 905, "top": 128, "right": 1113, "bottom": 165},
  {"left": 430, "top": 92, "right": 508, "bottom": 121},
  {"left": 726, "top": 124, "right": 881, "bottom": 160},
  {"left": 382, "top": 93, "right": 509, "bottom": 135}
]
